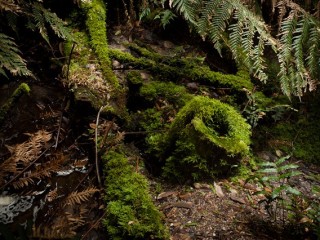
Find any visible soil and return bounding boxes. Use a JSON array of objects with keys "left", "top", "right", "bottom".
[{"left": 0, "top": 24, "right": 319, "bottom": 240}]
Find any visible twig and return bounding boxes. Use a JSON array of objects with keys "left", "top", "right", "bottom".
[
  {"left": 81, "top": 211, "right": 107, "bottom": 240},
  {"left": 95, "top": 106, "right": 106, "bottom": 187},
  {"left": 99, "top": 119, "right": 114, "bottom": 149},
  {"left": 0, "top": 142, "right": 55, "bottom": 190},
  {"left": 54, "top": 42, "right": 75, "bottom": 149}
]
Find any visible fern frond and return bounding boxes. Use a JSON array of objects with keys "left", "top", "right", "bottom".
[
  {"left": 29, "top": 3, "right": 72, "bottom": 45},
  {"left": 62, "top": 187, "right": 99, "bottom": 206},
  {"left": 0, "top": 33, "right": 32, "bottom": 77},
  {"left": 171, "top": 0, "right": 201, "bottom": 24},
  {"left": 0, "top": 0, "right": 20, "bottom": 13},
  {"left": 171, "top": 0, "right": 274, "bottom": 82},
  {"left": 40, "top": 4, "right": 72, "bottom": 40}
]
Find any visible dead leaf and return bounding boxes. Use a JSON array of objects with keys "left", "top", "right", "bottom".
[
  {"left": 214, "top": 182, "right": 225, "bottom": 198},
  {"left": 157, "top": 191, "right": 177, "bottom": 200}
]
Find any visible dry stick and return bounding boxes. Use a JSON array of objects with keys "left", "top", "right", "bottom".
[
  {"left": 54, "top": 42, "right": 76, "bottom": 149},
  {"left": 95, "top": 105, "right": 106, "bottom": 187},
  {"left": 99, "top": 119, "right": 114, "bottom": 149},
  {"left": 0, "top": 142, "right": 55, "bottom": 190},
  {"left": 81, "top": 211, "right": 107, "bottom": 240}
]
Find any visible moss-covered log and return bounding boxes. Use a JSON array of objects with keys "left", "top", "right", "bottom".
[
  {"left": 154, "top": 96, "right": 251, "bottom": 181},
  {"left": 64, "top": 0, "right": 127, "bottom": 115},
  {"left": 103, "top": 149, "right": 169, "bottom": 240},
  {"left": 81, "top": 0, "right": 119, "bottom": 88},
  {"left": 109, "top": 45, "right": 253, "bottom": 92}
]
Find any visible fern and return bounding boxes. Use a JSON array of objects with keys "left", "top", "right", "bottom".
[
  {"left": 167, "top": 0, "right": 320, "bottom": 97},
  {"left": 170, "top": 0, "right": 274, "bottom": 83},
  {"left": 62, "top": 187, "right": 99, "bottom": 206},
  {"left": 30, "top": 3, "right": 72, "bottom": 46},
  {"left": 0, "top": 33, "right": 32, "bottom": 77}
]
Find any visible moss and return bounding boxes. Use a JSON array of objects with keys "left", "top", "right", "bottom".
[
  {"left": 81, "top": 0, "right": 119, "bottom": 88},
  {"left": 157, "top": 96, "right": 251, "bottom": 181},
  {"left": 267, "top": 118, "right": 320, "bottom": 164},
  {"left": 140, "top": 81, "right": 192, "bottom": 106},
  {"left": 108, "top": 48, "right": 253, "bottom": 92},
  {"left": 65, "top": 30, "right": 127, "bottom": 116},
  {"left": 0, "top": 83, "right": 30, "bottom": 124},
  {"left": 103, "top": 149, "right": 169, "bottom": 240},
  {"left": 126, "top": 71, "right": 144, "bottom": 85}
]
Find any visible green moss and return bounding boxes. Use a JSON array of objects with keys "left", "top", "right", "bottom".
[
  {"left": 103, "top": 149, "right": 169, "bottom": 240},
  {"left": 81, "top": 0, "right": 119, "bottom": 88},
  {"left": 158, "top": 96, "right": 251, "bottom": 181},
  {"left": 268, "top": 119, "right": 320, "bottom": 164},
  {"left": 0, "top": 83, "right": 30, "bottom": 124},
  {"left": 108, "top": 48, "right": 253, "bottom": 92},
  {"left": 140, "top": 81, "right": 192, "bottom": 106},
  {"left": 126, "top": 71, "right": 144, "bottom": 85}
]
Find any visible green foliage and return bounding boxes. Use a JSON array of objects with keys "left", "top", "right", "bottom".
[
  {"left": 0, "top": 0, "right": 71, "bottom": 78},
  {"left": 154, "top": 9, "right": 177, "bottom": 29},
  {"left": 164, "top": 0, "right": 320, "bottom": 97},
  {"left": 140, "top": 81, "right": 191, "bottom": 106},
  {"left": 0, "top": 33, "right": 32, "bottom": 78},
  {"left": 103, "top": 150, "right": 169, "bottom": 240},
  {"left": 248, "top": 155, "right": 302, "bottom": 222},
  {"left": 81, "top": 0, "right": 119, "bottom": 88},
  {"left": 277, "top": 9, "right": 320, "bottom": 97},
  {"left": 27, "top": 3, "right": 72, "bottom": 46},
  {"left": 159, "top": 96, "right": 251, "bottom": 181},
  {"left": 268, "top": 115, "right": 320, "bottom": 164},
  {"left": 109, "top": 47, "right": 253, "bottom": 92}
]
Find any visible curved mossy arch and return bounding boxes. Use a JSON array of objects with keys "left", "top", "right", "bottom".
[{"left": 161, "top": 96, "right": 251, "bottom": 181}]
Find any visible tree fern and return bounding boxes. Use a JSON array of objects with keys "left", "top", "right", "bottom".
[
  {"left": 0, "top": 33, "right": 32, "bottom": 77},
  {"left": 167, "top": 0, "right": 320, "bottom": 97},
  {"left": 169, "top": 0, "right": 274, "bottom": 83}
]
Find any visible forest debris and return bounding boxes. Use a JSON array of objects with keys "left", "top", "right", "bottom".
[
  {"left": 157, "top": 191, "right": 177, "bottom": 200},
  {"left": 194, "top": 183, "right": 211, "bottom": 189},
  {"left": 230, "top": 195, "right": 246, "bottom": 205},
  {"left": 162, "top": 201, "right": 193, "bottom": 210},
  {"left": 214, "top": 182, "right": 225, "bottom": 198}
]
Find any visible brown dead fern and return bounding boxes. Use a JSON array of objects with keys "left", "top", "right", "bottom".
[{"left": 61, "top": 187, "right": 99, "bottom": 207}]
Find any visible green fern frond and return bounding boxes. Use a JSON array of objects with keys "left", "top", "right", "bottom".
[
  {"left": 31, "top": 3, "right": 50, "bottom": 45},
  {"left": 171, "top": 0, "right": 274, "bottom": 83},
  {"left": 0, "top": 33, "right": 32, "bottom": 77},
  {"left": 171, "top": 0, "right": 200, "bottom": 24},
  {"left": 28, "top": 3, "right": 72, "bottom": 46},
  {"left": 168, "top": 0, "right": 320, "bottom": 96}
]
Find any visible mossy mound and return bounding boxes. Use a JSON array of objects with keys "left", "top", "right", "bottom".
[
  {"left": 157, "top": 96, "right": 251, "bottom": 181},
  {"left": 0, "top": 83, "right": 30, "bottom": 124},
  {"left": 103, "top": 150, "right": 169, "bottom": 240}
]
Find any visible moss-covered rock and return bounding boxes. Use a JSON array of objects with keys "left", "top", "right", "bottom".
[
  {"left": 0, "top": 83, "right": 30, "bottom": 124},
  {"left": 156, "top": 96, "right": 251, "bottom": 181},
  {"left": 103, "top": 149, "right": 169, "bottom": 240}
]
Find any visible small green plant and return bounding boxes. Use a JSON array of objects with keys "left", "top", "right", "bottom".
[{"left": 248, "top": 155, "right": 302, "bottom": 224}]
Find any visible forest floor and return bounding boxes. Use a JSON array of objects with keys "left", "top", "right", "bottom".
[
  {"left": 151, "top": 159, "right": 320, "bottom": 240},
  {"left": 0, "top": 24, "right": 319, "bottom": 239}
]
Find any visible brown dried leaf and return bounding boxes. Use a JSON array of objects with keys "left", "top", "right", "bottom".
[{"left": 214, "top": 182, "right": 225, "bottom": 198}]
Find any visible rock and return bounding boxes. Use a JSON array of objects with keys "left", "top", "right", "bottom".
[
  {"left": 163, "top": 40, "right": 175, "bottom": 49},
  {"left": 112, "top": 60, "right": 121, "bottom": 68}
]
